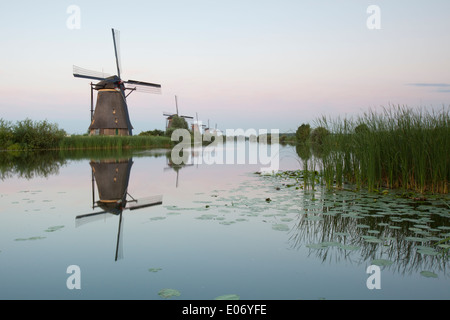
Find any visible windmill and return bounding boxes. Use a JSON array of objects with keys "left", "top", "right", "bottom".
[
  {"left": 192, "top": 112, "right": 207, "bottom": 134},
  {"left": 73, "top": 28, "right": 161, "bottom": 136},
  {"left": 163, "top": 95, "right": 194, "bottom": 130},
  {"left": 75, "top": 157, "right": 163, "bottom": 261}
]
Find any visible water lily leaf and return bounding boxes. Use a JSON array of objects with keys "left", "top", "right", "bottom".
[
  {"left": 339, "top": 244, "right": 360, "bottom": 251},
  {"left": 306, "top": 243, "right": 327, "bottom": 249},
  {"left": 272, "top": 224, "right": 289, "bottom": 231},
  {"left": 158, "top": 288, "right": 181, "bottom": 299},
  {"left": 150, "top": 216, "right": 166, "bottom": 221},
  {"left": 44, "top": 225, "right": 64, "bottom": 232},
  {"left": 364, "top": 238, "right": 383, "bottom": 243},
  {"left": 405, "top": 236, "right": 427, "bottom": 242},
  {"left": 417, "top": 249, "right": 439, "bottom": 256},
  {"left": 306, "top": 215, "right": 323, "bottom": 221},
  {"left": 420, "top": 271, "right": 438, "bottom": 278},
  {"left": 371, "top": 259, "right": 394, "bottom": 266},
  {"left": 14, "top": 236, "right": 46, "bottom": 241},
  {"left": 220, "top": 221, "right": 236, "bottom": 225},
  {"left": 214, "top": 294, "right": 240, "bottom": 300},
  {"left": 196, "top": 214, "right": 217, "bottom": 220}
]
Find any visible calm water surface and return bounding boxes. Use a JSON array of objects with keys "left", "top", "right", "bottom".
[{"left": 0, "top": 142, "right": 448, "bottom": 300}]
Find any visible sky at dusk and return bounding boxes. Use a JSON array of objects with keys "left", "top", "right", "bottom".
[{"left": 0, "top": 0, "right": 449, "bottom": 135}]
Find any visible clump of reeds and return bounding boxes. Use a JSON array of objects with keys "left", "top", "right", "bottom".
[
  {"left": 314, "top": 105, "right": 449, "bottom": 194},
  {"left": 59, "top": 135, "right": 173, "bottom": 150}
]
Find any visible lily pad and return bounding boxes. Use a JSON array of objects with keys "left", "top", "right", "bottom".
[
  {"left": 306, "top": 243, "right": 327, "bottom": 249},
  {"left": 364, "top": 238, "right": 383, "bottom": 244},
  {"left": 272, "top": 224, "right": 289, "bottom": 231},
  {"left": 158, "top": 288, "right": 181, "bottom": 299},
  {"left": 214, "top": 294, "right": 240, "bottom": 300},
  {"left": 220, "top": 221, "right": 236, "bottom": 225},
  {"left": 150, "top": 216, "right": 166, "bottom": 221},
  {"left": 14, "top": 236, "right": 46, "bottom": 241},
  {"left": 371, "top": 259, "right": 394, "bottom": 266},
  {"left": 417, "top": 248, "right": 439, "bottom": 256},
  {"left": 44, "top": 225, "right": 64, "bottom": 232},
  {"left": 339, "top": 244, "right": 360, "bottom": 251},
  {"left": 405, "top": 236, "right": 427, "bottom": 242},
  {"left": 420, "top": 271, "right": 438, "bottom": 278}
]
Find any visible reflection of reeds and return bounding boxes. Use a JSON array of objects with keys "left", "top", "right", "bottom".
[
  {"left": 310, "top": 105, "right": 449, "bottom": 194},
  {"left": 287, "top": 188, "right": 449, "bottom": 275}
]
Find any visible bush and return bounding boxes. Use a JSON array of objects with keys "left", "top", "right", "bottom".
[
  {"left": 296, "top": 124, "right": 311, "bottom": 144},
  {"left": 0, "top": 118, "right": 66, "bottom": 150},
  {"left": 139, "top": 129, "right": 165, "bottom": 137},
  {"left": 0, "top": 119, "right": 14, "bottom": 149}
]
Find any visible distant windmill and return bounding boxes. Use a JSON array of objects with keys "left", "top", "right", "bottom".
[
  {"left": 192, "top": 112, "right": 207, "bottom": 134},
  {"left": 163, "top": 95, "right": 194, "bottom": 130},
  {"left": 73, "top": 28, "right": 161, "bottom": 136}
]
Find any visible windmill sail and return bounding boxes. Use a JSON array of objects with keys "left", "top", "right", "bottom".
[
  {"left": 73, "top": 65, "right": 111, "bottom": 81},
  {"left": 125, "top": 80, "right": 161, "bottom": 94},
  {"left": 112, "top": 28, "right": 122, "bottom": 79}
]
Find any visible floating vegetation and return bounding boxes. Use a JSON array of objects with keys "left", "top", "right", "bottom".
[
  {"left": 219, "top": 221, "right": 236, "bottom": 226},
  {"left": 371, "top": 259, "right": 394, "bottom": 267},
  {"left": 196, "top": 214, "right": 217, "bottom": 220},
  {"left": 148, "top": 268, "right": 162, "bottom": 273},
  {"left": 158, "top": 288, "right": 181, "bottom": 299},
  {"left": 14, "top": 236, "right": 46, "bottom": 241},
  {"left": 420, "top": 271, "right": 438, "bottom": 278},
  {"left": 214, "top": 294, "right": 240, "bottom": 300},
  {"left": 272, "top": 224, "right": 289, "bottom": 231},
  {"left": 149, "top": 216, "right": 166, "bottom": 221},
  {"left": 44, "top": 225, "right": 64, "bottom": 232}
]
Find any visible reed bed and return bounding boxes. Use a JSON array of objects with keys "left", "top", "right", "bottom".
[
  {"left": 59, "top": 135, "right": 173, "bottom": 150},
  {"left": 314, "top": 105, "right": 449, "bottom": 194}
]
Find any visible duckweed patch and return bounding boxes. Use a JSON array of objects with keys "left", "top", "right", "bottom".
[{"left": 158, "top": 288, "right": 181, "bottom": 299}]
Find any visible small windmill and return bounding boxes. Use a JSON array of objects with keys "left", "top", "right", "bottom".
[
  {"left": 192, "top": 112, "right": 207, "bottom": 134},
  {"left": 163, "top": 95, "right": 194, "bottom": 130},
  {"left": 75, "top": 157, "right": 163, "bottom": 261},
  {"left": 73, "top": 28, "right": 161, "bottom": 136}
]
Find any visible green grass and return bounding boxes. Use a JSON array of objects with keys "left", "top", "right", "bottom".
[
  {"left": 310, "top": 105, "right": 449, "bottom": 194},
  {"left": 59, "top": 135, "right": 173, "bottom": 150}
]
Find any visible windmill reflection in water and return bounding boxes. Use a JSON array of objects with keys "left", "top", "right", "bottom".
[{"left": 75, "top": 157, "right": 163, "bottom": 261}]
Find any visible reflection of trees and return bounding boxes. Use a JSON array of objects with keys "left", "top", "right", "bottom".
[
  {"left": 288, "top": 188, "right": 449, "bottom": 276},
  {"left": 0, "top": 149, "right": 167, "bottom": 180},
  {"left": 0, "top": 151, "right": 67, "bottom": 180}
]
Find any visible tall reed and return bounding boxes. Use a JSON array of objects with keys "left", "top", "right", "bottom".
[{"left": 314, "top": 105, "right": 449, "bottom": 194}]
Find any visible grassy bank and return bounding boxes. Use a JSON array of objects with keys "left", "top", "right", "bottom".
[
  {"left": 0, "top": 118, "right": 173, "bottom": 151},
  {"left": 311, "top": 105, "right": 449, "bottom": 194},
  {"left": 59, "top": 135, "right": 173, "bottom": 150}
]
